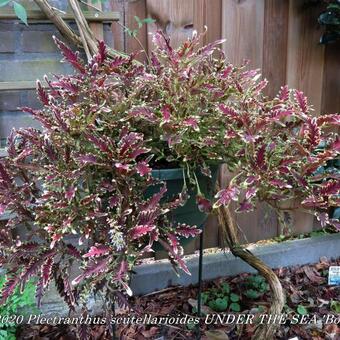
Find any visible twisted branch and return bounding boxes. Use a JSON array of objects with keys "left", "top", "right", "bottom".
[{"left": 217, "top": 187, "right": 285, "bottom": 340}]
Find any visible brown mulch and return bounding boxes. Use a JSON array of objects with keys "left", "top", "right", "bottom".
[{"left": 18, "top": 257, "right": 340, "bottom": 340}]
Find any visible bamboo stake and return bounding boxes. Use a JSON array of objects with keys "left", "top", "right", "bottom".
[{"left": 34, "top": 0, "right": 82, "bottom": 47}]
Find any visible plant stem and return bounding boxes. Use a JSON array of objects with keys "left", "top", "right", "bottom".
[
  {"left": 216, "top": 185, "right": 285, "bottom": 340},
  {"left": 114, "top": 20, "right": 151, "bottom": 65}
]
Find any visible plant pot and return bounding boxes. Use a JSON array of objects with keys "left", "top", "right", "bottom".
[{"left": 147, "top": 165, "right": 219, "bottom": 249}]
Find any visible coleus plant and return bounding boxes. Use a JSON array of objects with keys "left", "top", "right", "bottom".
[
  {"left": 0, "top": 30, "right": 339, "bottom": 336},
  {"left": 122, "top": 30, "right": 340, "bottom": 226},
  {"left": 0, "top": 38, "right": 201, "bottom": 329}
]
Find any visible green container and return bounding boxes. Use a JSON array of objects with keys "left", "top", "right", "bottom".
[{"left": 148, "top": 165, "right": 219, "bottom": 249}]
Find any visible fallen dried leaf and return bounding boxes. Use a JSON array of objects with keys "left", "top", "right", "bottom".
[
  {"left": 204, "top": 329, "right": 229, "bottom": 340},
  {"left": 303, "top": 266, "right": 325, "bottom": 284},
  {"left": 188, "top": 298, "right": 215, "bottom": 314}
]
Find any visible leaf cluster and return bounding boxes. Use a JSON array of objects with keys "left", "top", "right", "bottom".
[{"left": 201, "top": 283, "right": 241, "bottom": 312}]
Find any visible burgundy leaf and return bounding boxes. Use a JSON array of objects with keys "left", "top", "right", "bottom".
[
  {"left": 196, "top": 195, "right": 212, "bottom": 213},
  {"left": 55, "top": 269, "right": 76, "bottom": 310},
  {"left": 65, "top": 244, "right": 82, "bottom": 259},
  {"left": 317, "top": 114, "right": 340, "bottom": 127},
  {"left": 183, "top": 117, "right": 199, "bottom": 131},
  {"left": 77, "top": 154, "right": 97, "bottom": 164},
  {"left": 136, "top": 161, "right": 151, "bottom": 176},
  {"left": 214, "top": 185, "right": 240, "bottom": 208},
  {"left": 158, "top": 239, "right": 190, "bottom": 275},
  {"left": 65, "top": 187, "right": 76, "bottom": 200},
  {"left": 236, "top": 199, "right": 254, "bottom": 213},
  {"left": 305, "top": 117, "right": 321, "bottom": 148},
  {"left": 109, "top": 195, "right": 119, "bottom": 208},
  {"left": 53, "top": 36, "right": 86, "bottom": 73},
  {"left": 316, "top": 212, "right": 329, "bottom": 228},
  {"left": 129, "top": 107, "right": 156, "bottom": 122},
  {"left": 41, "top": 256, "right": 54, "bottom": 288},
  {"left": 269, "top": 179, "right": 292, "bottom": 189},
  {"left": 218, "top": 104, "right": 239, "bottom": 119},
  {"left": 175, "top": 224, "right": 201, "bottom": 238},
  {"left": 255, "top": 144, "right": 267, "bottom": 170},
  {"left": 0, "top": 163, "right": 11, "bottom": 183},
  {"left": 0, "top": 276, "right": 19, "bottom": 304},
  {"left": 115, "top": 260, "right": 128, "bottom": 280},
  {"left": 143, "top": 185, "right": 167, "bottom": 211},
  {"left": 161, "top": 105, "right": 171, "bottom": 122},
  {"left": 72, "top": 258, "right": 109, "bottom": 285},
  {"left": 278, "top": 85, "right": 289, "bottom": 101},
  {"left": 319, "top": 180, "right": 340, "bottom": 196},
  {"left": 245, "top": 187, "right": 257, "bottom": 200},
  {"left": 115, "top": 162, "right": 129, "bottom": 173},
  {"left": 36, "top": 277, "right": 45, "bottom": 308},
  {"left": 221, "top": 65, "right": 233, "bottom": 78},
  {"left": 96, "top": 41, "right": 107, "bottom": 64},
  {"left": 83, "top": 245, "right": 111, "bottom": 258},
  {"left": 294, "top": 90, "right": 308, "bottom": 113},
  {"left": 129, "top": 225, "right": 155, "bottom": 240},
  {"left": 36, "top": 80, "right": 49, "bottom": 105},
  {"left": 85, "top": 134, "right": 110, "bottom": 153}
]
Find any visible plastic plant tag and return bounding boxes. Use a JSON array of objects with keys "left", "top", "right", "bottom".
[{"left": 328, "top": 266, "right": 340, "bottom": 285}]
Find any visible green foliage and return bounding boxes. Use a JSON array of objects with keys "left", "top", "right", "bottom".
[
  {"left": 13, "top": 1, "right": 27, "bottom": 25},
  {"left": 0, "top": 0, "right": 28, "bottom": 25},
  {"left": 296, "top": 305, "right": 308, "bottom": 315},
  {"left": 244, "top": 289, "right": 261, "bottom": 300},
  {"left": 209, "top": 297, "right": 228, "bottom": 312},
  {"left": 230, "top": 302, "right": 241, "bottom": 312},
  {"left": 186, "top": 320, "right": 196, "bottom": 330},
  {"left": 221, "top": 283, "right": 230, "bottom": 294},
  {"left": 243, "top": 275, "right": 269, "bottom": 300},
  {"left": 230, "top": 293, "right": 240, "bottom": 302},
  {"left": 0, "top": 0, "right": 11, "bottom": 7},
  {"left": 318, "top": 0, "right": 340, "bottom": 43},
  {"left": 125, "top": 15, "right": 156, "bottom": 37},
  {"left": 201, "top": 283, "right": 240, "bottom": 312},
  {"left": 330, "top": 300, "right": 340, "bottom": 313},
  {"left": 0, "top": 276, "right": 37, "bottom": 340}
]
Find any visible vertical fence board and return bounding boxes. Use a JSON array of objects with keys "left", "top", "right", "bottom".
[
  {"left": 125, "top": 0, "right": 148, "bottom": 59},
  {"left": 193, "top": 0, "right": 222, "bottom": 45},
  {"left": 146, "top": 0, "right": 194, "bottom": 50},
  {"left": 222, "top": 0, "right": 265, "bottom": 69},
  {"left": 262, "top": 0, "right": 289, "bottom": 98},
  {"left": 89, "top": 0, "right": 104, "bottom": 41},
  {"left": 110, "top": 0, "right": 125, "bottom": 52},
  {"left": 110, "top": 0, "right": 148, "bottom": 62},
  {"left": 286, "top": 0, "right": 325, "bottom": 114},
  {"left": 322, "top": 44, "right": 340, "bottom": 115}
]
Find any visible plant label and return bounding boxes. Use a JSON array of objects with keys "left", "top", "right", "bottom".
[{"left": 328, "top": 266, "right": 340, "bottom": 285}]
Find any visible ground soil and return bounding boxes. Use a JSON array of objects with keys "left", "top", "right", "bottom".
[{"left": 18, "top": 257, "right": 340, "bottom": 340}]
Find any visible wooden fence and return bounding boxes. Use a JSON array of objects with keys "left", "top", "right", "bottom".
[{"left": 108, "top": 0, "right": 339, "bottom": 255}]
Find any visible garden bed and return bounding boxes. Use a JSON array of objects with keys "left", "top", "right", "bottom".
[
  {"left": 18, "top": 257, "right": 340, "bottom": 339},
  {"left": 37, "top": 232, "right": 340, "bottom": 317}
]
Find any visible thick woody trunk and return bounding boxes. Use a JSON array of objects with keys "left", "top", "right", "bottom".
[{"left": 217, "top": 202, "right": 285, "bottom": 340}]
